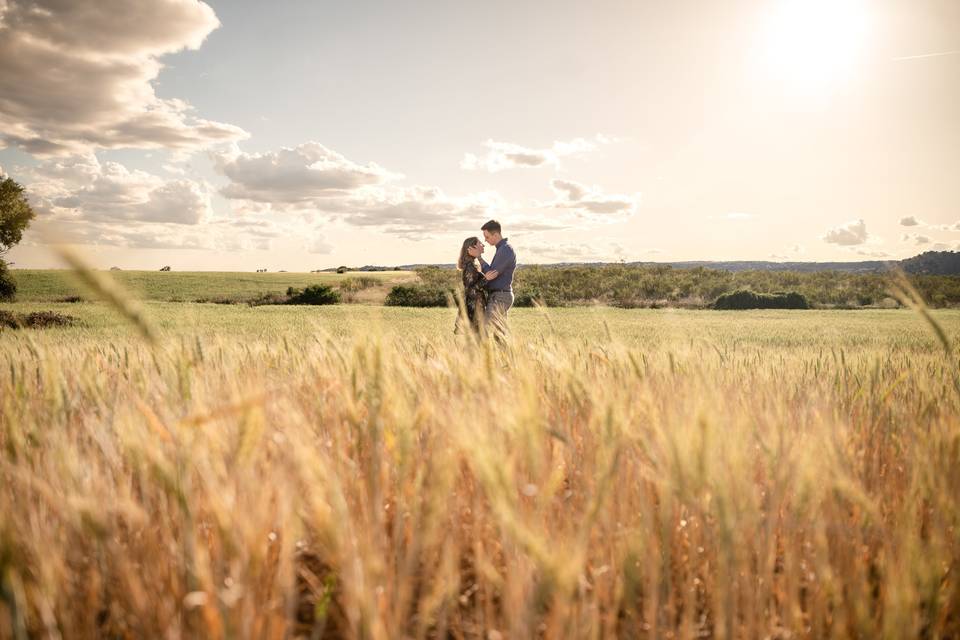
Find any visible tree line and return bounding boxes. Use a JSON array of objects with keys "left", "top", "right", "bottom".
[{"left": 387, "top": 265, "right": 960, "bottom": 309}]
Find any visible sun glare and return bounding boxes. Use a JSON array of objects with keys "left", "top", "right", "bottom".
[{"left": 757, "top": 0, "right": 870, "bottom": 99}]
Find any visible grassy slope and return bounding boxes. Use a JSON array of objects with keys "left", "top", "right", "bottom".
[{"left": 9, "top": 269, "right": 415, "bottom": 302}]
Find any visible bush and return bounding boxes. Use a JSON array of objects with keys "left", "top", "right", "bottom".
[
  {"left": 160, "top": 265, "right": 171, "bottom": 272},
  {"left": 0, "top": 309, "right": 78, "bottom": 329},
  {"left": 714, "top": 289, "right": 810, "bottom": 310},
  {"left": 390, "top": 264, "right": 960, "bottom": 309},
  {"left": 513, "top": 291, "right": 561, "bottom": 307},
  {"left": 384, "top": 285, "right": 449, "bottom": 307},
  {"left": 415, "top": 266, "right": 458, "bottom": 290},
  {"left": 338, "top": 276, "right": 379, "bottom": 293},
  {"left": 285, "top": 285, "right": 341, "bottom": 305},
  {"left": 0, "top": 259, "right": 15, "bottom": 301}
]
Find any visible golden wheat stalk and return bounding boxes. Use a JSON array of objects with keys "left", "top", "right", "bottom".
[
  {"left": 54, "top": 246, "right": 157, "bottom": 344},
  {"left": 888, "top": 268, "right": 959, "bottom": 397}
]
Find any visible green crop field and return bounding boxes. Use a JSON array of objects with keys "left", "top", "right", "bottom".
[
  {"left": 8, "top": 269, "right": 415, "bottom": 303},
  {"left": 0, "top": 298, "right": 956, "bottom": 348},
  {"left": 1, "top": 271, "right": 959, "bottom": 638}
]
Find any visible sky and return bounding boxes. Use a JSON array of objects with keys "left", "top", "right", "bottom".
[{"left": 1, "top": 0, "right": 958, "bottom": 270}]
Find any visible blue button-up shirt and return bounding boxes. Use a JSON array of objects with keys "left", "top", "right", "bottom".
[{"left": 480, "top": 238, "right": 517, "bottom": 292}]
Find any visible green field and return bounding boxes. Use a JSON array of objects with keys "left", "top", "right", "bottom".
[
  {"left": 2, "top": 271, "right": 959, "bottom": 638},
  {"left": 8, "top": 268, "right": 415, "bottom": 303},
  {"left": 1, "top": 297, "right": 956, "bottom": 350}
]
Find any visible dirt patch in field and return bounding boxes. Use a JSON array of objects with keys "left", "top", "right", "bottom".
[{"left": 0, "top": 310, "right": 80, "bottom": 329}]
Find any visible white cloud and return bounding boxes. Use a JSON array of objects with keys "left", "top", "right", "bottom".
[
  {"left": 328, "top": 186, "right": 504, "bottom": 238},
  {"left": 10, "top": 154, "right": 274, "bottom": 253},
  {"left": 521, "top": 239, "right": 626, "bottom": 262},
  {"left": 461, "top": 135, "right": 616, "bottom": 172},
  {"left": 0, "top": 0, "right": 247, "bottom": 156},
  {"left": 162, "top": 163, "right": 187, "bottom": 176},
  {"left": 306, "top": 234, "right": 333, "bottom": 254},
  {"left": 28, "top": 155, "right": 212, "bottom": 225},
  {"left": 853, "top": 248, "right": 892, "bottom": 258},
  {"left": 508, "top": 219, "right": 569, "bottom": 232},
  {"left": 899, "top": 215, "right": 923, "bottom": 226},
  {"left": 25, "top": 217, "right": 213, "bottom": 250},
  {"left": 929, "top": 221, "right": 960, "bottom": 231},
  {"left": 823, "top": 219, "right": 869, "bottom": 246},
  {"left": 216, "top": 141, "right": 514, "bottom": 238},
  {"left": 214, "top": 142, "right": 400, "bottom": 203},
  {"left": 548, "top": 179, "right": 640, "bottom": 217},
  {"left": 901, "top": 233, "right": 930, "bottom": 245}
]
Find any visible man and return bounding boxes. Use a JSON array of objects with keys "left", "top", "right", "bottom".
[{"left": 478, "top": 219, "right": 517, "bottom": 338}]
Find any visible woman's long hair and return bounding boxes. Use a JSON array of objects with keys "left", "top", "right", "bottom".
[{"left": 458, "top": 236, "right": 480, "bottom": 270}]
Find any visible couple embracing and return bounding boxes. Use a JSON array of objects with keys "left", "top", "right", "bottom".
[{"left": 456, "top": 219, "right": 517, "bottom": 338}]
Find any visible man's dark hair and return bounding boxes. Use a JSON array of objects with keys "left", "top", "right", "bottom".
[{"left": 480, "top": 220, "right": 501, "bottom": 234}]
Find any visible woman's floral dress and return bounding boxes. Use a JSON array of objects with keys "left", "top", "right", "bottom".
[{"left": 457, "top": 262, "right": 487, "bottom": 333}]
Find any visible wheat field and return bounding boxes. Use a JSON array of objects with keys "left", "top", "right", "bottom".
[{"left": 1, "top": 295, "right": 959, "bottom": 638}]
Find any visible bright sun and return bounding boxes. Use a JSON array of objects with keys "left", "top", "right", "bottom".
[{"left": 757, "top": 0, "right": 870, "bottom": 98}]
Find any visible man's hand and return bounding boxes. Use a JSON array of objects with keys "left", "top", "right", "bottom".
[{"left": 484, "top": 270, "right": 499, "bottom": 281}]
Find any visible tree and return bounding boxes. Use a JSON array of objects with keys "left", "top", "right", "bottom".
[
  {"left": 0, "top": 176, "right": 36, "bottom": 301},
  {"left": 0, "top": 176, "right": 36, "bottom": 257},
  {"left": 0, "top": 259, "right": 15, "bottom": 301}
]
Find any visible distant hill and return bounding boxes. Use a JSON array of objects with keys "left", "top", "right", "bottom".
[
  {"left": 326, "top": 251, "right": 960, "bottom": 276},
  {"left": 900, "top": 251, "right": 960, "bottom": 275}
]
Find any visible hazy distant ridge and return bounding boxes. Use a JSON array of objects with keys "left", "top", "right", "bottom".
[{"left": 328, "top": 251, "right": 960, "bottom": 275}]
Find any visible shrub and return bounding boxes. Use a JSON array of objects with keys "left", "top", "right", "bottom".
[
  {"left": 714, "top": 289, "right": 810, "bottom": 310},
  {"left": 0, "top": 259, "right": 15, "bottom": 301},
  {"left": 0, "top": 309, "right": 78, "bottom": 329},
  {"left": 247, "top": 293, "right": 289, "bottom": 306},
  {"left": 513, "top": 291, "right": 562, "bottom": 307},
  {"left": 194, "top": 296, "right": 245, "bottom": 305},
  {"left": 338, "top": 277, "right": 379, "bottom": 293},
  {"left": 160, "top": 266, "right": 171, "bottom": 272},
  {"left": 22, "top": 311, "right": 79, "bottom": 328},
  {"left": 285, "top": 285, "right": 341, "bottom": 305},
  {"left": 0, "top": 309, "right": 17, "bottom": 329},
  {"left": 384, "top": 285, "right": 448, "bottom": 307},
  {"left": 415, "top": 267, "right": 458, "bottom": 289},
  {"left": 513, "top": 292, "right": 537, "bottom": 308}
]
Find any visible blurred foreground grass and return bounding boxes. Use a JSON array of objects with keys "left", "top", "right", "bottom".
[{"left": 1, "top": 303, "right": 958, "bottom": 638}]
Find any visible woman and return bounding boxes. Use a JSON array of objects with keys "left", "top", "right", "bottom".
[{"left": 455, "top": 236, "right": 493, "bottom": 334}]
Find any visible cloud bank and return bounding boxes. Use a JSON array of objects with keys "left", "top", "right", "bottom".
[
  {"left": 548, "top": 179, "right": 640, "bottom": 217},
  {"left": 0, "top": 0, "right": 247, "bottom": 156},
  {"left": 214, "top": 142, "right": 400, "bottom": 203},
  {"left": 822, "top": 219, "right": 869, "bottom": 246},
  {"left": 215, "top": 142, "right": 513, "bottom": 237},
  {"left": 461, "top": 135, "right": 616, "bottom": 172}
]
